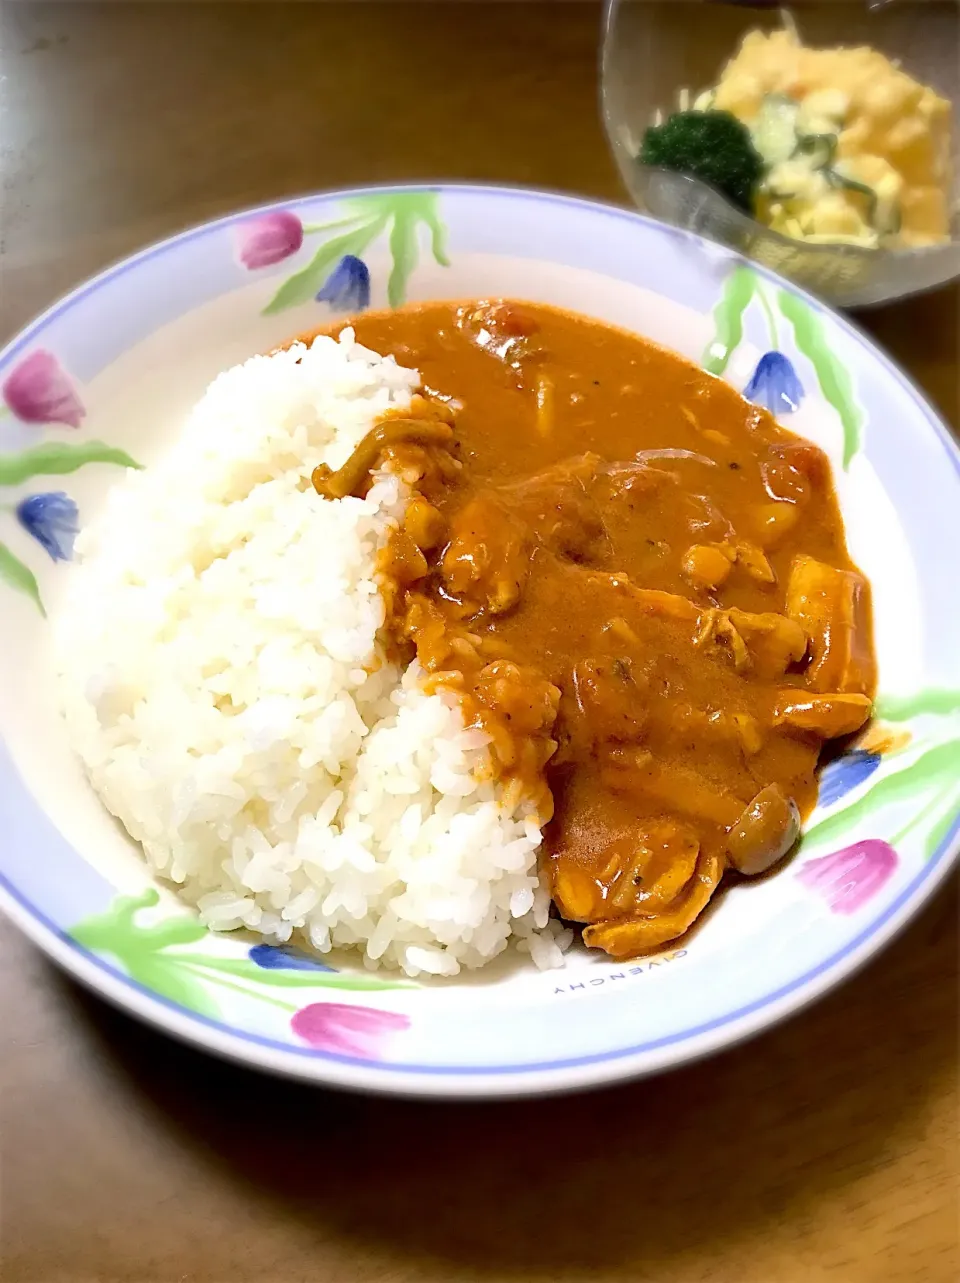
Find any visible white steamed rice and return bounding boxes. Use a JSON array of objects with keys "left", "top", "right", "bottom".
[{"left": 56, "top": 330, "right": 572, "bottom": 977}]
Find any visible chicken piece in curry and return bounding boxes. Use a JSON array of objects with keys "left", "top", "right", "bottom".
[{"left": 308, "top": 301, "right": 876, "bottom": 959}]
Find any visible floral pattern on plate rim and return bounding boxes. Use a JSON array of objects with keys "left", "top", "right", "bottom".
[
  {"left": 236, "top": 190, "right": 449, "bottom": 315},
  {"left": 69, "top": 888, "right": 412, "bottom": 1056},
  {"left": 703, "top": 263, "right": 863, "bottom": 467},
  {"left": 0, "top": 352, "right": 141, "bottom": 614}
]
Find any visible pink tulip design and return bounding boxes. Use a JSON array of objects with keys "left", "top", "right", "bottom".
[
  {"left": 798, "top": 840, "right": 898, "bottom": 914},
  {"left": 2, "top": 350, "right": 85, "bottom": 428},
  {"left": 235, "top": 211, "right": 304, "bottom": 269},
  {"left": 290, "top": 1002, "right": 410, "bottom": 1058}
]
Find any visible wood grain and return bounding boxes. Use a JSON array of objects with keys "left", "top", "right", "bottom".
[{"left": 1, "top": 5, "right": 957, "bottom": 1282}]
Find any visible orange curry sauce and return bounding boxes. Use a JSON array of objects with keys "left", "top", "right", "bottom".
[{"left": 306, "top": 302, "right": 876, "bottom": 959}]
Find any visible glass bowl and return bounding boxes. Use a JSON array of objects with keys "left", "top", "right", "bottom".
[{"left": 601, "top": 0, "right": 960, "bottom": 307}]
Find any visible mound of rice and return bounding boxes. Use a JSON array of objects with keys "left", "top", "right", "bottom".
[{"left": 56, "top": 331, "right": 572, "bottom": 976}]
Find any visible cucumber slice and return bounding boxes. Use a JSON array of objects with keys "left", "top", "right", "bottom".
[
  {"left": 753, "top": 95, "right": 800, "bottom": 168},
  {"left": 792, "top": 133, "right": 838, "bottom": 170},
  {"left": 824, "top": 168, "right": 878, "bottom": 224}
]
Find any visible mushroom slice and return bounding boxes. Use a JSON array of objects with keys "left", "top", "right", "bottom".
[
  {"left": 313, "top": 416, "right": 455, "bottom": 499},
  {"left": 725, "top": 784, "right": 800, "bottom": 876},
  {"left": 773, "top": 691, "right": 872, "bottom": 739}
]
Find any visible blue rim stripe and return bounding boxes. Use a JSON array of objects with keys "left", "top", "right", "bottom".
[
  {"left": 1, "top": 183, "right": 958, "bottom": 1081},
  {"left": 1, "top": 809, "right": 957, "bottom": 1075}
]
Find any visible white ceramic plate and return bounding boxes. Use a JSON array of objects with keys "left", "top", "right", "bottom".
[{"left": 1, "top": 185, "right": 957, "bottom": 1097}]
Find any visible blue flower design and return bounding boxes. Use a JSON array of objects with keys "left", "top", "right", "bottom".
[
  {"left": 316, "top": 254, "right": 371, "bottom": 311},
  {"left": 249, "top": 943, "right": 334, "bottom": 972},
  {"left": 818, "top": 750, "right": 882, "bottom": 809},
  {"left": 15, "top": 491, "right": 79, "bottom": 561},
  {"left": 744, "top": 351, "right": 804, "bottom": 414}
]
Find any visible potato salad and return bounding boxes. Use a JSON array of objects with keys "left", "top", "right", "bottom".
[{"left": 698, "top": 27, "right": 952, "bottom": 249}]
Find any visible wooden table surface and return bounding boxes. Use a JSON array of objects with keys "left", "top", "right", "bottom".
[{"left": 1, "top": 5, "right": 957, "bottom": 1282}]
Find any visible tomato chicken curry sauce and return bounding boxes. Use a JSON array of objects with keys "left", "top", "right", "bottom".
[{"left": 309, "top": 302, "right": 876, "bottom": 959}]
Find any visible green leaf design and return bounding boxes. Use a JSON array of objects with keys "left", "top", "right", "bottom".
[
  {"left": 387, "top": 210, "right": 420, "bottom": 309},
  {"left": 265, "top": 191, "right": 450, "bottom": 315},
  {"left": 300, "top": 213, "right": 370, "bottom": 237},
  {"left": 0, "top": 440, "right": 142, "bottom": 486},
  {"left": 71, "top": 887, "right": 162, "bottom": 952},
  {"left": 262, "top": 217, "right": 386, "bottom": 315},
  {"left": 178, "top": 964, "right": 296, "bottom": 1011},
  {"left": 124, "top": 956, "right": 217, "bottom": 1018},
  {"left": 777, "top": 290, "right": 862, "bottom": 467},
  {"left": 70, "top": 888, "right": 215, "bottom": 1016},
  {"left": 925, "top": 787, "right": 960, "bottom": 860},
  {"left": 71, "top": 888, "right": 210, "bottom": 957},
  {"left": 875, "top": 689, "right": 960, "bottom": 722},
  {"left": 70, "top": 888, "right": 410, "bottom": 1023},
  {"left": 703, "top": 265, "right": 756, "bottom": 376},
  {"left": 805, "top": 740, "right": 960, "bottom": 850},
  {"left": 179, "top": 953, "right": 410, "bottom": 991},
  {"left": 415, "top": 194, "right": 451, "bottom": 267},
  {"left": 347, "top": 191, "right": 447, "bottom": 242},
  {"left": 131, "top": 916, "right": 210, "bottom": 950},
  {"left": 0, "top": 541, "right": 44, "bottom": 614}
]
